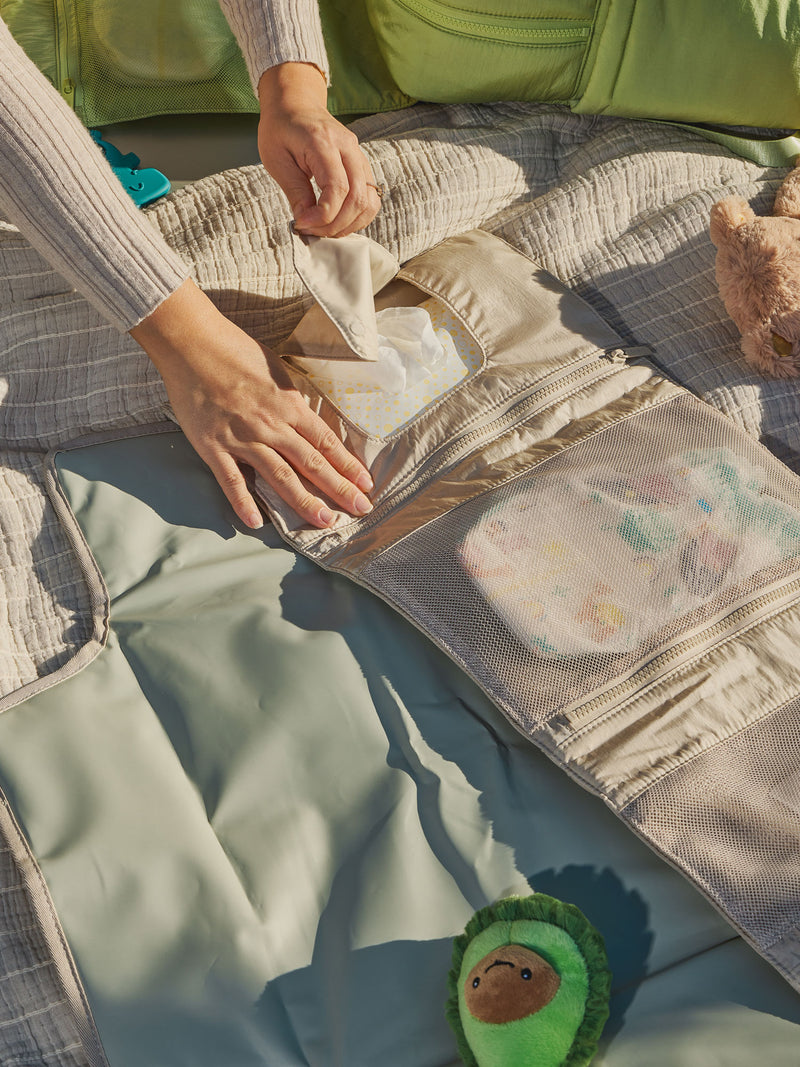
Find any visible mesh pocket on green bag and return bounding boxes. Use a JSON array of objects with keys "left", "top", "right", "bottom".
[{"left": 73, "top": 0, "right": 257, "bottom": 126}]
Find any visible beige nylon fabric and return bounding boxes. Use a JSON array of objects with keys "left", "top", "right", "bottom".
[
  {"left": 264, "top": 229, "right": 659, "bottom": 542},
  {"left": 284, "top": 230, "right": 399, "bottom": 363},
  {"left": 266, "top": 233, "right": 800, "bottom": 808},
  {"left": 264, "top": 226, "right": 800, "bottom": 996}
]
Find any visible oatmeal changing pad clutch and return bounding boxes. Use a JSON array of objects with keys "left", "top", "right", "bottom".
[{"left": 262, "top": 228, "right": 800, "bottom": 993}]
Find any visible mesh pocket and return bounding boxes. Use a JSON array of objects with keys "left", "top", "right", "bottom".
[
  {"left": 75, "top": 0, "right": 257, "bottom": 125},
  {"left": 362, "top": 395, "right": 800, "bottom": 728},
  {"left": 624, "top": 696, "right": 800, "bottom": 960}
]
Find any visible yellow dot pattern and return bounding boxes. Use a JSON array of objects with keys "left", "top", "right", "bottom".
[{"left": 305, "top": 298, "right": 481, "bottom": 437}]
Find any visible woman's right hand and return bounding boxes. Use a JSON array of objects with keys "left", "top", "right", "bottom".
[
  {"left": 256, "top": 61, "right": 382, "bottom": 238},
  {"left": 130, "top": 279, "right": 373, "bottom": 530}
]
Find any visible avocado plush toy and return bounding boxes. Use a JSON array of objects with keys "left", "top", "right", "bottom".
[{"left": 446, "top": 895, "right": 612, "bottom": 1067}]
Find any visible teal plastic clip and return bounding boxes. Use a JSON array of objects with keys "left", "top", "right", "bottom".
[{"left": 90, "top": 130, "right": 171, "bottom": 207}]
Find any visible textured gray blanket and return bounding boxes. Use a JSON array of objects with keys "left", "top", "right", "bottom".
[{"left": 0, "top": 103, "right": 796, "bottom": 1059}]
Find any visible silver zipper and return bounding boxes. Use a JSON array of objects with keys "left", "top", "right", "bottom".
[
  {"left": 555, "top": 571, "right": 800, "bottom": 737},
  {"left": 347, "top": 347, "right": 635, "bottom": 540}
]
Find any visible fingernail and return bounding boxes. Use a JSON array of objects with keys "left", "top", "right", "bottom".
[
  {"left": 354, "top": 493, "right": 373, "bottom": 516},
  {"left": 247, "top": 511, "right": 264, "bottom": 530},
  {"left": 319, "top": 507, "right": 334, "bottom": 526},
  {"left": 356, "top": 472, "right": 374, "bottom": 492}
]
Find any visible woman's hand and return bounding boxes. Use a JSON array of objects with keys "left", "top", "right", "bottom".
[
  {"left": 256, "top": 62, "right": 381, "bottom": 237},
  {"left": 130, "top": 279, "right": 373, "bottom": 530}
]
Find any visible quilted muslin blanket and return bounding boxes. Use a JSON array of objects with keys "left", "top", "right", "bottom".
[{"left": 2, "top": 103, "right": 800, "bottom": 1056}]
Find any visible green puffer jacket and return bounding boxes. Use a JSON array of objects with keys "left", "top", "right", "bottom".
[{"left": 1, "top": 0, "right": 798, "bottom": 132}]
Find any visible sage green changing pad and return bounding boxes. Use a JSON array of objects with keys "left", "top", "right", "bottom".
[{"left": 1, "top": 428, "right": 800, "bottom": 1065}]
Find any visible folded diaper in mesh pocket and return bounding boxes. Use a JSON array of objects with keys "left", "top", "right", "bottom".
[{"left": 458, "top": 448, "right": 800, "bottom": 657}]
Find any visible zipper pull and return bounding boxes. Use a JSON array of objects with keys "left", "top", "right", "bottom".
[
  {"left": 603, "top": 348, "right": 629, "bottom": 364},
  {"left": 603, "top": 345, "right": 654, "bottom": 364},
  {"left": 61, "top": 78, "right": 75, "bottom": 108}
]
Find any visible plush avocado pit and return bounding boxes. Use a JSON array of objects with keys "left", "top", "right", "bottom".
[{"left": 464, "top": 944, "right": 560, "bottom": 1024}]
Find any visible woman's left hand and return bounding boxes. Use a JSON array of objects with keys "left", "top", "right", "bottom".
[{"left": 256, "top": 61, "right": 382, "bottom": 237}]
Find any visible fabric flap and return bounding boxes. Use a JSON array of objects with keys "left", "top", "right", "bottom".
[{"left": 283, "top": 229, "right": 399, "bottom": 362}]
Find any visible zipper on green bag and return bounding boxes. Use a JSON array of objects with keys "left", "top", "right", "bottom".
[{"left": 53, "top": 0, "right": 78, "bottom": 109}]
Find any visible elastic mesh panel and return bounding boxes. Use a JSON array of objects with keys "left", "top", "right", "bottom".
[
  {"left": 625, "top": 696, "right": 800, "bottom": 951},
  {"left": 74, "top": 0, "right": 257, "bottom": 126},
  {"left": 363, "top": 395, "right": 800, "bottom": 729}
]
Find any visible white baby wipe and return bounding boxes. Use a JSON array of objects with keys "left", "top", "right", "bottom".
[
  {"left": 294, "top": 305, "right": 454, "bottom": 394},
  {"left": 285, "top": 229, "right": 480, "bottom": 436}
]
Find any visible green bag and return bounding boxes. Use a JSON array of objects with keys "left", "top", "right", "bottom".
[
  {"left": 364, "top": 0, "right": 800, "bottom": 131},
  {"left": 0, "top": 0, "right": 259, "bottom": 124},
  {"left": 4, "top": 0, "right": 798, "bottom": 162},
  {"left": 0, "top": 0, "right": 411, "bottom": 127}
]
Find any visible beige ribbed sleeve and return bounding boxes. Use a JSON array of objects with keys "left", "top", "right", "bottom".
[
  {"left": 0, "top": 18, "right": 189, "bottom": 332},
  {"left": 217, "top": 0, "right": 330, "bottom": 90}
]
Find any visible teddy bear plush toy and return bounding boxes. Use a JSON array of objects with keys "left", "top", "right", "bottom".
[{"left": 710, "top": 162, "right": 800, "bottom": 378}]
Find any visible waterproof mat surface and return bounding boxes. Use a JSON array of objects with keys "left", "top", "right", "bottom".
[{"left": 1, "top": 430, "right": 799, "bottom": 1065}]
